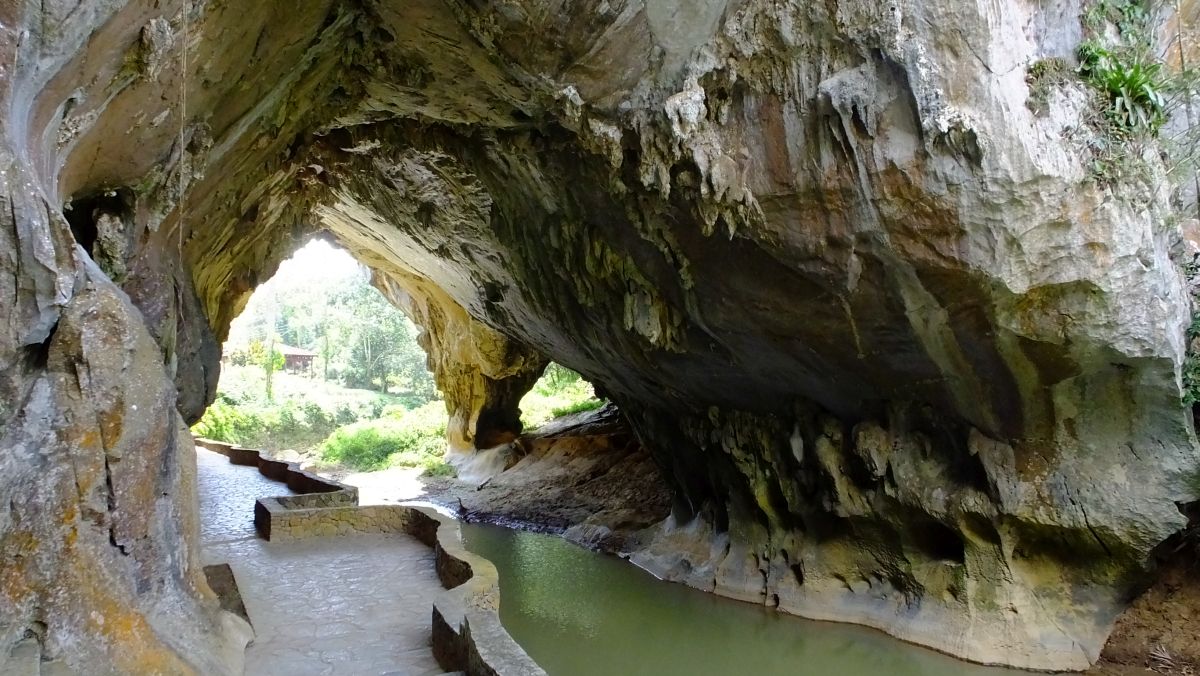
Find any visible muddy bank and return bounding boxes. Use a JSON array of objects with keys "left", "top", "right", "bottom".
[{"left": 1091, "top": 547, "right": 1200, "bottom": 675}]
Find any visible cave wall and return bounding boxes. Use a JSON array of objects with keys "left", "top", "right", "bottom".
[
  {"left": 0, "top": 2, "right": 255, "bottom": 672},
  {"left": 369, "top": 268, "right": 546, "bottom": 451},
  {"left": 1, "top": 0, "right": 1198, "bottom": 672}
]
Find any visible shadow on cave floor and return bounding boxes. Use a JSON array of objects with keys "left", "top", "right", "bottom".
[{"left": 196, "top": 448, "right": 447, "bottom": 675}]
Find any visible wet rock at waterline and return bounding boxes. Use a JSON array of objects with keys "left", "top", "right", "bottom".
[{"left": 1, "top": 0, "right": 1197, "bottom": 673}]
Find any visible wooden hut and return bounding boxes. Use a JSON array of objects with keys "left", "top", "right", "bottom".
[{"left": 278, "top": 345, "right": 317, "bottom": 376}]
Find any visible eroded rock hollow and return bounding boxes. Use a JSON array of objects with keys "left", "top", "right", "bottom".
[{"left": 2, "top": 0, "right": 1198, "bottom": 672}]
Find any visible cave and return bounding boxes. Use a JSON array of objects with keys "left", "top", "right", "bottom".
[{"left": 1, "top": 0, "right": 1198, "bottom": 674}]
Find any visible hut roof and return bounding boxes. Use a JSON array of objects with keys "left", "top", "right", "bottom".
[{"left": 277, "top": 344, "right": 317, "bottom": 357}]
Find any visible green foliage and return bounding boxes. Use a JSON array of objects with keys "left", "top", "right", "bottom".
[
  {"left": 1083, "top": 0, "right": 1152, "bottom": 42},
  {"left": 1026, "top": 58, "right": 1073, "bottom": 116},
  {"left": 190, "top": 364, "right": 406, "bottom": 453},
  {"left": 227, "top": 240, "right": 438, "bottom": 402},
  {"left": 519, "top": 363, "right": 604, "bottom": 429},
  {"left": 1078, "top": 42, "right": 1167, "bottom": 133},
  {"left": 197, "top": 240, "right": 446, "bottom": 462},
  {"left": 302, "top": 401, "right": 330, "bottom": 429},
  {"left": 334, "top": 404, "right": 359, "bottom": 425},
  {"left": 192, "top": 400, "right": 254, "bottom": 443},
  {"left": 550, "top": 398, "right": 606, "bottom": 418},
  {"left": 319, "top": 402, "right": 449, "bottom": 473},
  {"left": 247, "top": 338, "right": 285, "bottom": 400},
  {"left": 420, "top": 459, "right": 457, "bottom": 478},
  {"left": 227, "top": 347, "right": 249, "bottom": 367},
  {"left": 1183, "top": 315, "right": 1200, "bottom": 406}
]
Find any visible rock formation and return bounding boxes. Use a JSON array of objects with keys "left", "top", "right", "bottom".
[{"left": 1, "top": 0, "right": 1198, "bottom": 672}]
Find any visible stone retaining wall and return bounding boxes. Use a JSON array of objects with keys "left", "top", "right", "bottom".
[
  {"left": 195, "top": 438, "right": 358, "bottom": 502},
  {"left": 254, "top": 499, "right": 424, "bottom": 541},
  {"left": 193, "top": 437, "right": 544, "bottom": 675}
]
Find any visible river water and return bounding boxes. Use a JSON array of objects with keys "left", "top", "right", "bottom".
[{"left": 459, "top": 523, "right": 1025, "bottom": 676}]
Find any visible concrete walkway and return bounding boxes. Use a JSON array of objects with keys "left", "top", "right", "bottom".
[{"left": 197, "top": 448, "right": 446, "bottom": 675}]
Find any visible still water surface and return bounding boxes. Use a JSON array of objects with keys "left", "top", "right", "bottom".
[{"left": 460, "top": 523, "right": 1026, "bottom": 676}]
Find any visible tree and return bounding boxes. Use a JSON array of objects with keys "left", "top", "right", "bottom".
[
  {"left": 338, "top": 283, "right": 404, "bottom": 392},
  {"left": 248, "top": 338, "right": 284, "bottom": 400},
  {"left": 223, "top": 240, "right": 439, "bottom": 403}
]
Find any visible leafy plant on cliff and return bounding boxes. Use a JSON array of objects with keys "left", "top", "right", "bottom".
[
  {"left": 1026, "top": 58, "right": 1073, "bottom": 116},
  {"left": 1183, "top": 315, "right": 1200, "bottom": 406},
  {"left": 1078, "top": 42, "right": 1167, "bottom": 134},
  {"left": 1071, "top": 0, "right": 1174, "bottom": 184}
]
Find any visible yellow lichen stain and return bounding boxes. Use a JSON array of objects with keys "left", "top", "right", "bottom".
[
  {"left": 99, "top": 408, "right": 125, "bottom": 450},
  {"left": 60, "top": 503, "right": 78, "bottom": 525},
  {"left": 77, "top": 430, "right": 99, "bottom": 448},
  {"left": 0, "top": 531, "right": 39, "bottom": 608},
  {"left": 70, "top": 552, "right": 196, "bottom": 675},
  {"left": 86, "top": 598, "right": 194, "bottom": 675}
]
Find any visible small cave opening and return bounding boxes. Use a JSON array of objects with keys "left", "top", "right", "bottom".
[
  {"left": 64, "top": 189, "right": 131, "bottom": 258},
  {"left": 907, "top": 518, "right": 967, "bottom": 565}
]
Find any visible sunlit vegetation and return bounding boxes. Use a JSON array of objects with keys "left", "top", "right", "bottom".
[
  {"left": 519, "top": 363, "right": 604, "bottom": 429},
  {"left": 193, "top": 240, "right": 605, "bottom": 478},
  {"left": 318, "top": 401, "right": 450, "bottom": 473}
]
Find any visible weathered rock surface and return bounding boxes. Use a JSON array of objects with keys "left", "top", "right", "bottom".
[
  {"left": 425, "top": 404, "right": 673, "bottom": 550},
  {"left": 2, "top": 0, "right": 1199, "bottom": 672}
]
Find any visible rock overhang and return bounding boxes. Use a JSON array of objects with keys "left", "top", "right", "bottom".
[{"left": 1, "top": 0, "right": 1198, "bottom": 672}]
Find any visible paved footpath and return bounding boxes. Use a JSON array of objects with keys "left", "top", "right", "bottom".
[{"left": 197, "top": 448, "right": 446, "bottom": 676}]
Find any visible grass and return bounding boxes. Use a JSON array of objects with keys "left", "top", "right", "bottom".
[
  {"left": 191, "top": 365, "right": 411, "bottom": 454},
  {"left": 519, "top": 366, "right": 604, "bottom": 429},
  {"left": 196, "top": 362, "right": 604, "bottom": 479},
  {"left": 550, "top": 398, "right": 605, "bottom": 417},
  {"left": 319, "top": 401, "right": 450, "bottom": 474}
]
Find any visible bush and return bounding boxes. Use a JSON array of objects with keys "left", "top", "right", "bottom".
[
  {"left": 192, "top": 400, "right": 264, "bottom": 444},
  {"left": 319, "top": 401, "right": 448, "bottom": 471},
  {"left": 370, "top": 397, "right": 388, "bottom": 418},
  {"left": 302, "top": 401, "right": 332, "bottom": 430},
  {"left": 334, "top": 404, "right": 359, "bottom": 425},
  {"left": 278, "top": 402, "right": 299, "bottom": 430}
]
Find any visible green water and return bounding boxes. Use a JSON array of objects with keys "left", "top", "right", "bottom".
[{"left": 460, "top": 523, "right": 1025, "bottom": 676}]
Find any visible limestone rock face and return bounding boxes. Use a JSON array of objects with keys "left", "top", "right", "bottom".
[
  {"left": 369, "top": 269, "right": 545, "bottom": 451},
  {"left": 2, "top": 0, "right": 1198, "bottom": 672}
]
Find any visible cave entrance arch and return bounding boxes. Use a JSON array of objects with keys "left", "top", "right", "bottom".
[
  {"left": 4, "top": 0, "right": 1198, "bottom": 671},
  {"left": 195, "top": 238, "right": 445, "bottom": 464},
  {"left": 195, "top": 231, "right": 550, "bottom": 465}
]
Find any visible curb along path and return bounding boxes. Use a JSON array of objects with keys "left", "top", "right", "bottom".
[{"left": 195, "top": 438, "right": 544, "bottom": 676}]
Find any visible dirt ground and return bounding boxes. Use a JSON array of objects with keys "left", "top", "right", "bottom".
[{"left": 1091, "top": 551, "right": 1200, "bottom": 675}]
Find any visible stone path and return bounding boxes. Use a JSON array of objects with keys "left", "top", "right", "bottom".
[{"left": 197, "top": 448, "right": 446, "bottom": 676}]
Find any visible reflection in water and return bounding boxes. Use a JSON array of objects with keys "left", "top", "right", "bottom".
[{"left": 460, "top": 523, "right": 1026, "bottom": 676}]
